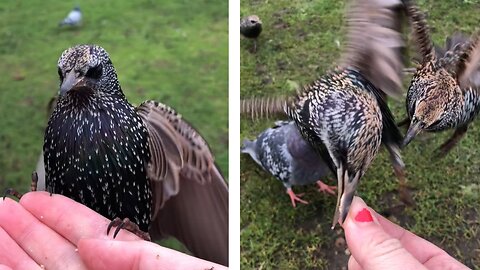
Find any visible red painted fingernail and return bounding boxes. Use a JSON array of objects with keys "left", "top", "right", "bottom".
[{"left": 355, "top": 208, "right": 373, "bottom": 222}]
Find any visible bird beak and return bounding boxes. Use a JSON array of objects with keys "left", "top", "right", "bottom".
[
  {"left": 332, "top": 167, "right": 360, "bottom": 229},
  {"left": 60, "top": 70, "right": 86, "bottom": 96},
  {"left": 403, "top": 121, "right": 422, "bottom": 147}
]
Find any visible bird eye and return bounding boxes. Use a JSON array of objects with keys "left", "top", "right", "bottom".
[
  {"left": 250, "top": 20, "right": 256, "bottom": 24},
  {"left": 57, "top": 67, "right": 64, "bottom": 81},
  {"left": 85, "top": 64, "right": 103, "bottom": 79}
]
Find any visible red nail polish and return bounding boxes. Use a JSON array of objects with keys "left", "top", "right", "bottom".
[{"left": 355, "top": 208, "right": 373, "bottom": 222}]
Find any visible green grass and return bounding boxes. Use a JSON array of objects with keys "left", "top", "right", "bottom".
[
  {"left": 240, "top": 0, "right": 480, "bottom": 269},
  {"left": 0, "top": 0, "right": 227, "bottom": 252}
]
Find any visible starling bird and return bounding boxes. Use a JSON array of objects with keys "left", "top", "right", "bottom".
[
  {"left": 402, "top": 5, "right": 480, "bottom": 157},
  {"left": 241, "top": 15, "right": 262, "bottom": 53},
  {"left": 242, "top": 0, "right": 409, "bottom": 227},
  {"left": 241, "top": 121, "right": 336, "bottom": 208},
  {"left": 59, "top": 6, "right": 82, "bottom": 27},
  {"left": 42, "top": 44, "right": 228, "bottom": 265}
]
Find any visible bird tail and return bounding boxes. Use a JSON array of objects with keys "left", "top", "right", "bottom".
[{"left": 240, "top": 96, "right": 290, "bottom": 120}]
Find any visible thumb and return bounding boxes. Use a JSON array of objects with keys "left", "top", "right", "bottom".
[{"left": 342, "top": 197, "right": 426, "bottom": 270}]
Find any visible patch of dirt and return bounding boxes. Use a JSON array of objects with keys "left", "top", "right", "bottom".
[
  {"left": 378, "top": 191, "right": 415, "bottom": 228},
  {"left": 323, "top": 228, "right": 349, "bottom": 269}
]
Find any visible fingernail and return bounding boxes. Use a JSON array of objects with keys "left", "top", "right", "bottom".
[{"left": 354, "top": 208, "right": 373, "bottom": 222}]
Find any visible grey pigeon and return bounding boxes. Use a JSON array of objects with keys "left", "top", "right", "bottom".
[
  {"left": 240, "top": 15, "right": 262, "bottom": 53},
  {"left": 241, "top": 121, "right": 336, "bottom": 207},
  {"left": 59, "top": 6, "right": 82, "bottom": 27}
]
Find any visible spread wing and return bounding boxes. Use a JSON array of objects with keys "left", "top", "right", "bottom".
[
  {"left": 456, "top": 31, "right": 480, "bottom": 90},
  {"left": 135, "top": 100, "right": 228, "bottom": 266},
  {"left": 341, "top": 0, "right": 407, "bottom": 99}
]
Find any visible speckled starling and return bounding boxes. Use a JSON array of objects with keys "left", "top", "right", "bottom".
[
  {"left": 241, "top": 15, "right": 262, "bottom": 53},
  {"left": 242, "top": 0, "right": 409, "bottom": 227},
  {"left": 241, "top": 121, "right": 336, "bottom": 207},
  {"left": 43, "top": 44, "right": 228, "bottom": 265},
  {"left": 403, "top": 5, "right": 480, "bottom": 157}
]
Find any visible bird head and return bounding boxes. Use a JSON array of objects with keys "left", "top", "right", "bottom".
[
  {"left": 57, "top": 45, "right": 121, "bottom": 100},
  {"left": 244, "top": 15, "right": 262, "bottom": 27},
  {"left": 403, "top": 69, "right": 460, "bottom": 147}
]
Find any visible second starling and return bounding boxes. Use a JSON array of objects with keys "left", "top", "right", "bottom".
[
  {"left": 241, "top": 15, "right": 262, "bottom": 53},
  {"left": 403, "top": 5, "right": 480, "bottom": 157}
]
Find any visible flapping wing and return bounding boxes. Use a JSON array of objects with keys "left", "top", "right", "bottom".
[
  {"left": 135, "top": 100, "right": 228, "bottom": 266},
  {"left": 341, "top": 0, "right": 407, "bottom": 99},
  {"left": 436, "top": 33, "right": 470, "bottom": 74},
  {"left": 456, "top": 31, "right": 480, "bottom": 90}
]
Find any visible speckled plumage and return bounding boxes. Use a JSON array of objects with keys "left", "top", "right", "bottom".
[
  {"left": 45, "top": 45, "right": 152, "bottom": 231},
  {"left": 241, "top": 121, "right": 335, "bottom": 207},
  {"left": 241, "top": 0, "right": 408, "bottom": 226},
  {"left": 403, "top": 4, "right": 480, "bottom": 156},
  {"left": 43, "top": 44, "right": 228, "bottom": 265}
]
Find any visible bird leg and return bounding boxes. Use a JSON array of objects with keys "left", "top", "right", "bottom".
[
  {"left": 107, "top": 217, "right": 151, "bottom": 241},
  {"left": 316, "top": 180, "right": 336, "bottom": 195},
  {"left": 435, "top": 125, "right": 468, "bottom": 158},
  {"left": 286, "top": 188, "right": 308, "bottom": 208},
  {"left": 3, "top": 172, "right": 39, "bottom": 200},
  {"left": 252, "top": 39, "right": 257, "bottom": 53}
]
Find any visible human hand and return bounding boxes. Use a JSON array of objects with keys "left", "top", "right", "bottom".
[
  {"left": 0, "top": 192, "right": 227, "bottom": 270},
  {"left": 341, "top": 196, "right": 469, "bottom": 270}
]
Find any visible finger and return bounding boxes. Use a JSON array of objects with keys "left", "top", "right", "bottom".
[
  {"left": 0, "top": 265, "right": 13, "bottom": 270},
  {"left": 78, "top": 239, "right": 228, "bottom": 270},
  {"left": 373, "top": 213, "right": 467, "bottom": 268},
  {"left": 342, "top": 197, "right": 427, "bottom": 270},
  {"left": 347, "top": 256, "right": 363, "bottom": 270},
  {"left": 0, "top": 197, "right": 85, "bottom": 269},
  {"left": 0, "top": 227, "right": 41, "bottom": 270},
  {"left": 20, "top": 192, "right": 140, "bottom": 244}
]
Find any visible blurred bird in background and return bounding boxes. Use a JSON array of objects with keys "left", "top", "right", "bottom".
[
  {"left": 241, "top": 121, "right": 336, "bottom": 208},
  {"left": 18, "top": 44, "right": 228, "bottom": 266},
  {"left": 59, "top": 5, "right": 82, "bottom": 27},
  {"left": 242, "top": 0, "right": 412, "bottom": 227},
  {"left": 241, "top": 15, "right": 262, "bottom": 53},
  {"left": 402, "top": 4, "right": 480, "bottom": 157}
]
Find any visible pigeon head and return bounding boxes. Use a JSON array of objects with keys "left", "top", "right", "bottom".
[{"left": 57, "top": 45, "right": 122, "bottom": 99}]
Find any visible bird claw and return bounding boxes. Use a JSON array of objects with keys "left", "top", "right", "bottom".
[
  {"left": 107, "top": 217, "right": 151, "bottom": 241},
  {"left": 286, "top": 188, "right": 308, "bottom": 208},
  {"left": 3, "top": 188, "right": 24, "bottom": 201},
  {"left": 316, "top": 180, "right": 336, "bottom": 195},
  {"left": 3, "top": 171, "right": 41, "bottom": 201}
]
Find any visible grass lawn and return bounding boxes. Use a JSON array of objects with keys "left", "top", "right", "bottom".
[
  {"left": 240, "top": 0, "right": 480, "bottom": 268},
  {"left": 0, "top": 0, "right": 228, "bottom": 252}
]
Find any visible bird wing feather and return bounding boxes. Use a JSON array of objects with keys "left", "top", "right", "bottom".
[
  {"left": 341, "top": 0, "right": 407, "bottom": 99},
  {"left": 135, "top": 100, "right": 228, "bottom": 266},
  {"left": 404, "top": 1, "right": 435, "bottom": 63},
  {"left": 456, "top": 31, "right": 480, "bottom": 90}
]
